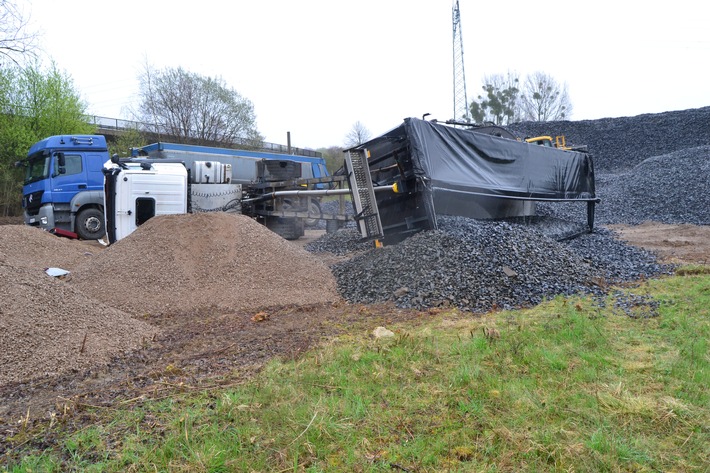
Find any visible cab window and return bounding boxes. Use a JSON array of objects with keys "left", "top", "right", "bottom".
[{"left": 55, "top": 154, "right": 83, "bottom": 176}]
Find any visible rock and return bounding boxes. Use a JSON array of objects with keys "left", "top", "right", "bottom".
[
  {"left": 502, "top": 266, "right": 517, "bottom": 278},
  {"left": 372, "top": 326, "right": 395, "bottom": 338},
  {"left": 393, "top": 287, "right": 409, "bottom": 298}
]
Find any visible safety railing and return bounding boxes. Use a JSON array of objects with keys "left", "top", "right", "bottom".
[{"left": 84, "top": 115, "right": 322, "bottom": 158}]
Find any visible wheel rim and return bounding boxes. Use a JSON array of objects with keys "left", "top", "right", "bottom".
[{"left": 84, "top": 216, "right": 102, "bottom": 233}]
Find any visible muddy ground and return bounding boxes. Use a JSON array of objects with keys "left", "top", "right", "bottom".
[
  {"left": 0, "top": 219, "right": 708, "bottom": 457},
  {"left": 608, "top": 222, "right": 710, "bottom": 265}
]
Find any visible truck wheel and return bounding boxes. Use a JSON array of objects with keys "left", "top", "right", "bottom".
[
  {"left": 265, "top": 217, "right": 302, "bottom": 240},
  {"left": 76, "top": 208, "right": 105, "bottom": 240},
  {"left": 305, "top": 199, "right": 321, "bottom": 227}
]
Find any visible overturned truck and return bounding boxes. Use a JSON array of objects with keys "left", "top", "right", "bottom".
[
  {"left": 100, "top": 118, "right": 596, "bottom": 245},
  {"left": 345, "top": 118, "right": 598, "bottom": 244}
]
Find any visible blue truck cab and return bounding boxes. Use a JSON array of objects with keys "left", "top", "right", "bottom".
[{"left": 18, "top": 135, "right": 108, "bottom": 239}]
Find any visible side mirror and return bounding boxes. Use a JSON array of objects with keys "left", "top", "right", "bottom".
[
  {"left": 14, "top": 161, "right": 25, "bottom": 168},
  {"left": 56, "top": 152, "right": 66, "bottom": 167}
]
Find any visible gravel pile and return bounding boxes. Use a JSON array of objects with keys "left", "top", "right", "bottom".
[
  {"left": 305, "top": 228, "right": 371, "bottom": 255},
  {"left": 0, "top": 228, "right": 155, "bottom": 386},
  {"left": 70, "top": 212, "right": 341, "bottom": 316},
  {"left": 313, "top": 199, "right": 356, "bottom": 230},
  {"left": 0, "top": 225, "right": 98, "bottom": 270},
  {"left": 538, "top": 146, "right": 710, "bottom": 226},
  {"left": 328, "top": 216, "right": 671, "bottom": 312},
  {"left": 507, "top": 106, "right": 710, "bottom": 172}
]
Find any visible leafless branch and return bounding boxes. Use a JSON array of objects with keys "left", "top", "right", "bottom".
[{"left": 0, "top": 0, "right": 39, "bottom": 66}]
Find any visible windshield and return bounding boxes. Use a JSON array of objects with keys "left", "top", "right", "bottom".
[{"left": 24, "top": 154, "right": 52, "bottom": 185}]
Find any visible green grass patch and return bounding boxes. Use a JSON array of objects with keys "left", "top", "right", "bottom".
[{"left": 6, "top": 272, "right": 709, "bottom": 472}]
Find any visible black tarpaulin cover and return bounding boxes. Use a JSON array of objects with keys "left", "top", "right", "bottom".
[
  {"left": 356, "top": 118, "right": 596, "bottom": 243},
  {"left": 404, "top": 117, "right": 596, "bottom": 201}
]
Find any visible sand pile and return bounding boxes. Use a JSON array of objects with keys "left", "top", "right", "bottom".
[{"left": 69, "top": 213, "right": 341, "bottom": 315}]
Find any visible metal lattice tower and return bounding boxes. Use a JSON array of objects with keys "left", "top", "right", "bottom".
[{"left": 452, "top": 0, "right": 470, "bottom": 122}]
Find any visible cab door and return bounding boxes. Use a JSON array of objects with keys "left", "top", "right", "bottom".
[{"left": 50, "top": 152, "right": 88, "bottom": 205}]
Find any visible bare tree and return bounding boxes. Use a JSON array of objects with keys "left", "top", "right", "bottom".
[
  {"left": 520, "top": 71, "right": 572, "bottom": 121},
  {"left": 344, "top": 121, "right": 371, "bottom": 148},
  {"left": 137, "top": 64, "right": 262, "bottom": 147},
  {"left": 0, "top": 0, "right": 38, "bottom": 66}
]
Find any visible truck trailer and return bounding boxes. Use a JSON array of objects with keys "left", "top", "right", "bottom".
[
  {"left": 102, "top": 151, "right": 352, "bottom": 243},
  {"left": 343, "top": 118, "right": 599, "bottom": 244}
]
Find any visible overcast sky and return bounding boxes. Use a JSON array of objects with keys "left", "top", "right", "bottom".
[{"left": 24, "top": 0, "right": 710, "bottom": 149}]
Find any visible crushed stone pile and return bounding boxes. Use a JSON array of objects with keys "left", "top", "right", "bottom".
[
  {"left": 507, "top": 106, "right": 710, "bottom": 173},
  {"left": 305, "top": 228, "right": 372, "bottom": 255},
  {"left": 0, "top": 259, "right": 156, "bottom": 387},
  {"left": 69, "top": 213, "right": 341, "bottom": 316},
  {"left": 537, "top": 146, "right": 710, "bottom": 226},
  {"left": 323, "top": 216, "right": 670, "bottom": 312},
  {"left": 314, "top": 200, "right": 356, "bottom": 230}
]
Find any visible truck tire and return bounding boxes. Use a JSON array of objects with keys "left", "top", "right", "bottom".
[
  {"left": 76, "top": 208, "right": 105, "bottom": 240},
  {"left": 265, "top": 217, "right": 302, "bottom": 240},
  {"left": 325, "top": 219, "right": 341, "bottom": 234},
  {"left": 305, "top": 199, "right": 321, "bottom": 227}
]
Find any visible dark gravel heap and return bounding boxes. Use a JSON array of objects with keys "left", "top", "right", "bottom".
[
  {"left": 507, "top": 106, "right": 710, "bottom": 173},
  {"left": 305, "top": 228, "right": 371, "bottom": 255},
  {"left": 328, "top": 217, "right": 671, "bottom": 312},
  {"left": 499, "top": 215, "right": 590, "bottom": 241},
  {"left": 313, "top": 199, "right": 356, "bottom": 230},
  {"left": 538, "top": 146, "right": 710, "bottom": 225}
]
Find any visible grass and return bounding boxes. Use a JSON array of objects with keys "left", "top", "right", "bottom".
[{"left": 4, "top": 271, "right": 709, "bottom": 472}]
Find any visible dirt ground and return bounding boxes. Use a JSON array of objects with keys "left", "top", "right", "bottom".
[
  {"left": 0, "top": 219, "right": 708, "bottom": 455},
  {"left": 607, "top": 222, "right": 710, "bottom": 265}
]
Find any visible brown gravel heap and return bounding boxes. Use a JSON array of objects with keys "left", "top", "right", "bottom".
[
  {"left": 69, "top": 213, "right": 341, "bottom": 315},
  {"left": 0, "top": 225, "right": 99, "bottom": 270},
  {"left": 0, "top": 227, "right": 156, "bottom": 386}
]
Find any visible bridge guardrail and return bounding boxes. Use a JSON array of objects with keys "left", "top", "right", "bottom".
[{"left": 85, "top": 115, "right": 321, "bottom": 158}]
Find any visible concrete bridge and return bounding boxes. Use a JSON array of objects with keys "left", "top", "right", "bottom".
[{"left": 86, "top": 115, "right": 321, "bottom": 158}]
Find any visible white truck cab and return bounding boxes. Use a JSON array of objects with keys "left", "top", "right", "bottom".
[{"left": 104, "top": 160, "right": 188, "bottom": 242}]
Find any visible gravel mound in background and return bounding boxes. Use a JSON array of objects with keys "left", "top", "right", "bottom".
[
  {"left": 325, "top": 216, "right": 671, "bottom": 312},
  {"left": 507, "top": 106, "right": 710, "bottom": 172},
  {"left": 538, "top": 146, "right": 710, "bottom": 226},
  {"left": 70, "top": 213, "right": 341, "bottom": 316},
  {"left": 0, "top": 243, "right": 155, "bottom": 386}
]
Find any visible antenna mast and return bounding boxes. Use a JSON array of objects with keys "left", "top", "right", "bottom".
[{"left": 452, "top": 0, "right": 470, "bottom": 122}]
